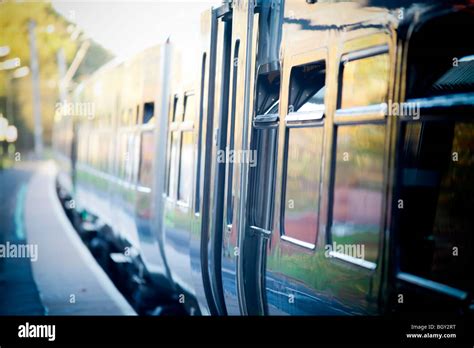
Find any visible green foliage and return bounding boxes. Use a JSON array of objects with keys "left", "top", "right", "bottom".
[{"left": 0, "top": 0, "right": 113, "bottom": 151}]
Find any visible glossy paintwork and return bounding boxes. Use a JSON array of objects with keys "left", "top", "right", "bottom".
[
  {"left": 265, "top": 1, "right": 397, "bottom": 315},
  {"left": 72, "top": 46, "right": 174, "bottom": 292},
  {"left": 53, "top": 1, "right": 474, "bottom": 316}
]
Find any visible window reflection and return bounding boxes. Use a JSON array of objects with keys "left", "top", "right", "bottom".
[
  {"left": 118, "top": 133, "right": 128, "bottom": 178},
  {"left": 289, "top": 61, "right": 326, "bottom": 113},
  {"left": 399, "top": 121, "right": 474, "bottom": 291},
  {"left": 143, "top": 102, "right": 154, "bottom": 124},
  {"left": 184, "top": 94, "right": 195, "bottom": 122},
  {"left": 296, "top": 86, "right": 325, "bottom": 113},
  {"left": 249, "top": 127, "right": 277, "bottom": 230},
  {"left": 139, "top": 131, "right": 154, "bottom": 187},
  {"left": 331, "top": 124, "right": 385, "bottom": 263},
  {"left": 340, "top": 53, "right": 389, "bottom": 109},
  {"left": 124, "top": 135, "right": 135, "bottom": 181},
  {"left": 168, "top": 131, "right": 179, "bottom": 199},
  {"left": 284, "top": 126, "right": 324, "bottom": 245},
  {"left": 178, "top": 131, "right": 193, "bottom": 204}
]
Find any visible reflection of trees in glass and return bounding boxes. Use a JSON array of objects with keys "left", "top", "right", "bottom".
[
  {"left": 168, "top": 132, "right": 179, "bottom": 199},
  {"left": 341, "top": 54, "right": 389, "bottom": 109},
  {"left": 285, "top": 127, "right": 323, "bottom": 212},
  {"left": 139, "top": 131, "right": 154, "bottom": 187},
  {"left": 430, "top": 122, "right": 473, "bottom": 289},
  {"left": 331, "top": 124, "right": 385, "bottom": 263},
  {"left": 267, "top": 251, "right": 370, "bottom": 313},
  {"left": 178, "top": 131, "right": 193, "bottom": 204},
  {"left": 284, "top": 126, "right": 323, "bottom": 242},
  {"left": 336, "top": 124, "right": 385, "bottom": 190}
]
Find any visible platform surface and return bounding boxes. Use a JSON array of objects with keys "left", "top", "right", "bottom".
[
  {"left": 24, "top": 161, "right": 135, "bottom": 315},
  {"left": 0, "top": 162, "right": 44, "bottom": 315}
]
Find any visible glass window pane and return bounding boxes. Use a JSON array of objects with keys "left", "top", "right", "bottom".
[
  {"left": 340, "top": 53, "right": 389, "bottom": 109},
  {"left": 178, "top": 131, "right": 193, "bottom": 204},
  {"left": 171, "top": 95, "right": 179, "bottom": 123},
  {"left": 249, "top": 127, "right": 277, "bottom": 230},
  {"left": 139, "top": 131, "right": 154, "bottom": 187},
  {"left": 184, "top": 94, "right": 195, "bottom": 122},
  {"left": 289, "top": 61, "right": 325, "bottom": 113},
  {"left": 128, "top": 108, "right": 133, "bottom": 125},
  {"left": 296, "top": 86, "right": 325, "bottom": 113},
  {"left": 116, "top": 133, "right": 125, "bottom": 177},
  {"left": 399, "top": 121, "right": 474, "bottom": 291},
  {"left": 284, "top": 126, "right": 324, "bottom": 245},
  {"left": 255, "top": 70, "right": 280, "bottom": 115},
  {"left": 168, "top": 131, "right": 179, "bottom": 199},
  {"left": 143, "top": 102, "right": 154, "bottom": 124},
  {"left": 125, "top": 135, "right": 135, "bottom": 181},
  {"left": 331, "top": 124, "right": 385, "bottom": 263}
]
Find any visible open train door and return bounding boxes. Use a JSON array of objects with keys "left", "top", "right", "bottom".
[{"left": 192, "top": 2, "right": 233, "bottom": 316}]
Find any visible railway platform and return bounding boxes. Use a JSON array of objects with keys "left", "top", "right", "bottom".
[{"left": 2, "top": 160, "right": 135, "bottom": 315}]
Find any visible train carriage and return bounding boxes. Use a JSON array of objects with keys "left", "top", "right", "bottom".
[{"left": 53, "top": 0, "right": 474, "bottom": 316}]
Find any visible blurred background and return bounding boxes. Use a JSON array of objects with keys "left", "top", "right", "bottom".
[{"left": 0, "top": 0, "right": 217, "bottom": 167}]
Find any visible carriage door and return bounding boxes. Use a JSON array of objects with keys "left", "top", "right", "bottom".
[
  {"left": 193, "top": 3, "right": 232, "bottom": 316},
  {"left": 207, "top": 5, "right": 233, "bottom": 316}
]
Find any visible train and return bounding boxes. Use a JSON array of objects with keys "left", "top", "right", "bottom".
[{"left": 53, "top": 0, "right": 474, "bottom": 316}]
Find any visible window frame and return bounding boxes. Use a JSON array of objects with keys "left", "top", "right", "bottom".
[
  {"left": 177, "top": 92, "right": 195, "bottom": 207},
  {"left": 328, "top": 121, "right": 385, "bottom": 270},
  {"left": 394, "top": 98, "right": 474, "bottom": 299},
  {"left": 165, "top": 94, "right": 180, "bottom": 199},
  {"left": 280, "top": 58, "right": 327, "bottom": 250},
  {"left": 335, "top": 44, "right": 390, "bottom": 124},
  {"left": 247, "top": 66, "right": 281, "bottom": 238},
  {"left": 165, "top": 90, "right": 195, "bottom": 206},
  {"left": 327, "top": 40, "right": 392, "bottom": 269}
]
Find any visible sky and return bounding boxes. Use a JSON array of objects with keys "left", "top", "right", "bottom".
[{"left": 52, "top": 0, "right": 220, "bottom": 82}]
